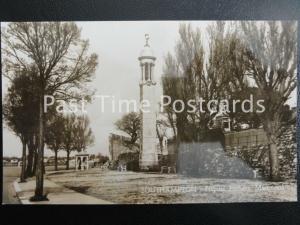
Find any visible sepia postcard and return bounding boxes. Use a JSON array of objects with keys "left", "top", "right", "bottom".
[{"left": 2, "top": 21, "right": 297, "bottom": 204}]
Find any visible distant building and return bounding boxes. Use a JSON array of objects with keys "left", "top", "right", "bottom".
[
  {"left": 109, "top": 133, "right": 139, "bottom": 162},
  {"left": 10, "top": 159, "right": 18, "bottom": 164},
  {"left": 108, "top": 132, "right": 175, "bottom": 169},
  {"left": 213, "top": 114, "right": 231, "bottom": 132}
]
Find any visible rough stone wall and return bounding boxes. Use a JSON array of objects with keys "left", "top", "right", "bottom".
[{"left": 226, "top": 125, "right": 297, "bottom": 180}]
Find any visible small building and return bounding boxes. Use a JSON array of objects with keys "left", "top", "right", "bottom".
[
  {"left": 215, "top": 114, "right": 231, "bottom": 132},
  {"left": 212, "top": 109, "right": 231, "bottom": 133},
  {"left": 75, "top": 152, "right": 89, "bottom": 170}
]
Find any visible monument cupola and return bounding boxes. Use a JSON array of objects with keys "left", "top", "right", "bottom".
[{"left": 138, "top": 34, "right": 156, "bottom": 84}]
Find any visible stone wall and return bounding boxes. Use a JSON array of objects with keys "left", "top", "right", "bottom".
[
  {"left": 175, "top": 125, "right": 296, "bottom": 180},
  {"left": 224, "top": 128, "right": 268, "bottom": 148},
  {"left": 226, "top": 125, "right": 297, "bottom": 180}
]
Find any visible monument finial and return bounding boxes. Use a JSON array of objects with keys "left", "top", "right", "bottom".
[{"left": 145, "top": 34, "right": 150, "bottom": 47}]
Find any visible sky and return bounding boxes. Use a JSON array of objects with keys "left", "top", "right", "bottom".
[{"left": 2, "top": 21, "right": 297, "bottom": 157}]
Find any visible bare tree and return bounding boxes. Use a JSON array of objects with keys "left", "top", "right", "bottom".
[
  {"left": 162, "top": 23, "right": 246, "bottom": 142},
  {"left": 73, "top": 115, "right": 95, "bottom": 152},
  {"left": 61, "top": 114, "right": 77, "bottom": 170},
  {"left": 2, "top": 22, "right": 98, "bottom": 200},
  {"left": 45, "top": 115, "right": 65, "bottom": 171},
  {"left": 241, "top": 21, "right": 297, "bottom": 181},
  {"left": 162, "top": 24, "right": 205, "bottom": 142}
]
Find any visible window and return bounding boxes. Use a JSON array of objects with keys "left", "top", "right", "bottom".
[{"left": 145, "top": 63, "right": 149, "bottom": 80}]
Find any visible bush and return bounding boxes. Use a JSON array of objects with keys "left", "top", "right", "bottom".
[{"left": 117, "top": 152, "right": 139, "bottom": 171}]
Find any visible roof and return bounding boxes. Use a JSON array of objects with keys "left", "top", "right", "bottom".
[
  {"left": 138, "top": 34, "right": 156, "bottom": 60},
  {"left": 139, "top": 45, "right": 155, "bottom": 59}
]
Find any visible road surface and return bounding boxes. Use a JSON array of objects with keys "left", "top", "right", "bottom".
[{"left": 47, "top": 168, "right": 297, "bottom": 204}]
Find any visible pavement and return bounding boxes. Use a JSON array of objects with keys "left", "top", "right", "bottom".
[
  {"left": 12, "top": 173, "right": 113, "bottom": 204},
  {"left": 2, "top": 167, "right": 21, "bottom": 204}
]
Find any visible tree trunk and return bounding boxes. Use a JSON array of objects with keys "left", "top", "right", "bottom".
[
  {"left": 32, "top": 94, "right": 46, "bottom": 200},
  {"left": 66, "top": 150, "right": 70, "bottom": 170},
  {"left": 26, "top": 147, "right": 33, "bottom": 177},
  {"left": 26, "top": 137, "right": 34, "bottom": 177},
  {"left": 156, "top": 124, "right": 163, "bottom": 153},
  {"left": 54, "top": 149, "right": 58, "bottom": 171},
  {"left": 20, "top": 138, "right": 27, "bottom": 182},
  {"left": 264, "top": 116, "right": 281, "bottom": 181},
  {"left": 268, "top": 135, "right": 280, "bottom": 181},
  {"left": 32, "top": 150, "right": 38, "bottom": 176},
  {"left": 174, "top": 134, "right": 181, "bottom": 172},
  {"left": 265, "top": 118, "right": 281, "bottom": 181}
]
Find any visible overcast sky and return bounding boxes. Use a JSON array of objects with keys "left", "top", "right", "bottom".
[{"left": 2, "top": 21, "right": 296, "bottom": 157}]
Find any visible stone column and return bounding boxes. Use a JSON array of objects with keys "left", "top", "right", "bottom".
[
  {"left": 86, "top": 156, "right": 89, "bottom": 170},
  {"left": 75, "top": 156, "right": 77, "bottom": 171},
  {"left": 141, "top": 64, "right": 144, "bottom": 82},
  {"left": 81, "top": 156, "right": 84, "bottom": 171},
  {"left": 150, "top": 63, "right": 154, "bottom": 81},
  {"left": 139, "top": 84, "right": 159, "bottom": 171}
]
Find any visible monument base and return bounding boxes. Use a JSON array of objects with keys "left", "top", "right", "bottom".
[
  {"left": 139, "top": 164, "right": 160, "bottom": 172},
  {"left": 139, "top": 153, "right": 159, "bottom": 171}
]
